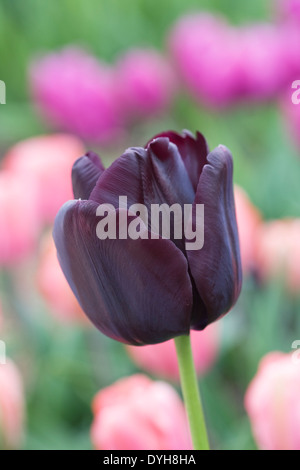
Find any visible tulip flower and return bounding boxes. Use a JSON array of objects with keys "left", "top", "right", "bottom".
[
  {"left": 3, "top": 134, "right": 85, "bottom": 224},
  {"left": 29, "top": 47, "right": 123, "bottom": 144},
  {"left": 254, "top": 218, "right": 300, "bottom": 292},
  {"left": 237, "top": 24, "right": 290, "bottom": 101},
  {"left": 0, "top": 171, "right": 40, "bottom": 266},
  {"left": 0, "top": 359, "right": 25, "bottom": 449},
  {"left": 234, "top": 186, "right": 262, "bottom": 275},
  {"left": 53, "top": 129, "right": 242, "bottom": 346},
  {"left": 168, "top": 14, "right": 241, "bottom": 108},
  {"left": 115, "top": 48, "right": 177, "bottom": 120},
  {"left": 91, "top": 374, "right": 192, "bottom": 450},
  {"left": 54, "top": 129, "right": 242, "bottom": 450},
  {"left": 245, "top": 352, "right": 300, "bottom": 450}
]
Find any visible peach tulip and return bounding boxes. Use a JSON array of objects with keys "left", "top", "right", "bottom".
[
  {"left": 245, "top": 351, "right": 300, "bottom": 450},
  {"left": 234, "top": 186, "right": 262, "bottom": 275},
  {"left": 0, "top": 359, "right": 25, "bottom": 449},
  {"left": 0, "top": 170, "right": 40, "bottom": 266},
  {"left": 255, "top": 218, "right": 300, "bottom": 292},
  {"left": 91, "top": 374, "right": 192, "bottom": 450},
  {"left": 3, "top": 134, "right": 85, "bottom": 224},
  {"left": 126, "top": 325, "right": 219, "bottom": 381}
]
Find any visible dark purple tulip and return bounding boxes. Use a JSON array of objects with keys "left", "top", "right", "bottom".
[{"left": 53, "top": 130, "right": 242, "bottom": 345}]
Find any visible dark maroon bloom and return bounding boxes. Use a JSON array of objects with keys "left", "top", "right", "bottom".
[{"left": 53, "top": 130, "right": 242, "bottom": 345}]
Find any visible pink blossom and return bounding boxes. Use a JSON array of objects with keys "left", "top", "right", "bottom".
[
  {"left": 30, "top": 47, "right": 123, "bottom": 144},
  {"left": 245, "top": 352, "right": 300, "bottom": 450},
  {"left": 234, "top": 186, "right": 262, "bottom": 275},
  {"left": 168, "top": 13, "right": 296, "bottom": 107},
  {"left": 3, "top": 134, "right": 85, "bottom": 224},
  {"left": 126, "top": 325, "right": 219, "bottom": 381},
  {"left": 115, "top": 48, "right": 177, "bottom": 119},
  {"left": 254, "top": 218, "right": 300, "bottom": 292},
  {"left": 91, "top": 374, "right": 192, "bottom": 450},
  {"left": 0, "top": 359, "right": 25, "bottom": 449},
  {"left": 0, "top": 170, "right": 40, "bottom": 266},
  {"left": 237, "top": 23, "right": 294, "bottom": 101},
  {"left": 168, "top": 13, "right": 241, "bottom": 108}
]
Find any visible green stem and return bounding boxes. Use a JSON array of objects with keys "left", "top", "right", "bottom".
[{"left": 175, "top": 334, "right": 210, "bottom": 450}]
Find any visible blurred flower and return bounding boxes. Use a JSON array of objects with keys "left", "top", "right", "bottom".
[
  {"left": 29, "top": 47, "right": 123, "bottom": 144},
  {"left": 168, "top": 13, "right": 241, "bottom": 108},
  {"left": 168, "top": 13, "right": 295, "bottom": 107},
  {"left": 275, "top": 0, "right": 300, "bottom": 23},
  {"left": 0, "top": 359, "right": 25, "bottom": 449},
  {"left": 237, "top": 24, "right": 290, "bottom": 101},
  {"left": 0, "top": 170, "right": 40, "bottom": 266},
  {"left": 115, "top": 48, "right": 177, "bottom": 120},
  {"left": 37, "top": 231, "right": 87, "bottom": 323},
  {"left": 255, "top": 218, "right": 300, "bottom": 292},
  {"left": 3, "top": 134, "right": 85, "bottom": 224},
  {"left": 245, "top": 351, "right": 300, "bottom": 450},
  {"left": 53, "top": 130, "right": 242, "bottom": 345},
  {"left": 234, "top": 186, "right": 262, "bottom": 275},
  {"left": 126, "top": 324, "right": 219, "bottom": 381},
  {"left": 91, "top": 374, "right": 192, "bottom": 450}
]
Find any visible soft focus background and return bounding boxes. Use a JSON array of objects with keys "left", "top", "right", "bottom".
[{"left": 1, "top": 0, "right": 300, "bottom": 450}]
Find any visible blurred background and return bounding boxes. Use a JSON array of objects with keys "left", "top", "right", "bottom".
[{"left": 0, "top": 0, "right": 300, "bottom": 450}]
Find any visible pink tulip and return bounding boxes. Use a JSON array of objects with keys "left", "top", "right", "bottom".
[
  {"left": 169, "top": 13, "right": 295, "bottom": 107},
  {"left": 126, "top": 325, "right": 219, "bottom": 381},
  {"left": 3, "top": 134, "right": 85, "bottom": 224},
  {"left": 37, "top": 232, "right": 87, "bottom": 323},
  {"left": 0, "top": 359, "right": 25, "bottom": 449},
  {"left": 0, "top": 170, "right": 40, "bottom": 266},
  {"left": 115, "top": 48, "right": 177, "bottom": 119},
  {"left": 237, "top": 24, "right": 290, "bottom": 101},
  {"left": 234, "top": 186, "right": 262, "bottom": 275},
  {"left": 29, "top": 47, "right": 123, "bottom": 144},
  {"left": 254, "top": 219, "right": 300, "bottom": 292},
  {"left": 274, "top": 0, "right": 300, "bottom": 76},
  {"left": 245, "top": 351, "right": 300, "bottom": 450},
  {"left": 168, "top": 13, "right": 241, "bottom": 108},
  {"left": 91, "top": 374, "right": 192, "bottom": 450}
]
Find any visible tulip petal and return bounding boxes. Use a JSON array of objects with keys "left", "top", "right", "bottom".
[
  {"left": 72, "top": 151, "right": 105, "bottom": 200},
  {"left": 89, "top": 139, "right": 194, "bottom": 254},
  {"left": 53, "top": 200, "right": 193, "bottom": 345},
  {"left": 187, "top": 145, "right": 242, "bottom": 329},
  {"left": 148, "top": 130, "right": 209, "bottom": 191},
  {"left": 90, "top": 139, "right": 194, "bottom": 209}
]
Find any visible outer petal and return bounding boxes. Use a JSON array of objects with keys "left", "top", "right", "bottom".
[
  {"left": 53, "top": 200, "right": 193, "bottom": 345},
  {"left": 187, "top": 145, "right": 242, "bottom": 329},
  {"left": 148, "top": 130, "right": 209, "bottom": 191},
  {"left": 72, "top": 151, "right": 105, "bottom": 200}
]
